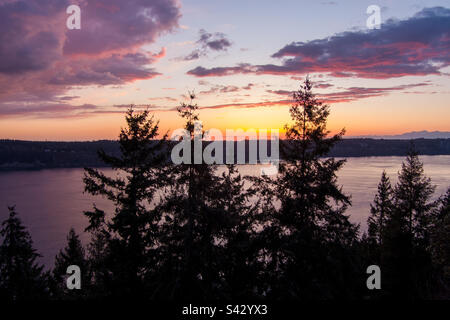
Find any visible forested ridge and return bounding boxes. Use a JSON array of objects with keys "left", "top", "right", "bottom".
[{"left": 1, "top": 138, "right": 450, "bottom": 170}]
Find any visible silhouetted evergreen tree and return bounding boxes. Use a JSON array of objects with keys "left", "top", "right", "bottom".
[
  {"left": 380, "top": 202, "right": 412, "bottom": 299},
  {"left": 153, "top": 95, "right": 254, "bottom": 300},
  {"left": 381, "top": 149, "right": 436, "bottom": 299},
  {"left": 251, "top": 78, "right": 360, "bottom": 299},
  {"left": 430, "top": 187, "right": 450, "bottom": 298},
  {"left": 52, "top": 228, "right": 89, "bottom": 299},
  {"left": 0, "top": 206, "right": 49, "bottom": 300},
  {"left": 394, "top": 148, "right": 436, "bottom": 245},
  {"left": 214, "top": 165, "right": 260, "bottom": 299},
  {"left": 368, "top": 171, "right": 394, "bottom": 246},
  {"left": 85, "top": 229, "right": 110, "bottom": 298},
  {"left": 83, "top": 107, "right": 168, "bottom": 298},
  {"left": 361, "top": 171, "right": 395, "bottom": 299}
]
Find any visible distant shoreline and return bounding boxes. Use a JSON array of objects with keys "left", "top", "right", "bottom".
[{"left": 1, "top": 138, "right": 449, "bottom": 171}]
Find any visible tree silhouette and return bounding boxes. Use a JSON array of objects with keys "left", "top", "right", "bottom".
[
  {"left": 52, "top": 228, "right": 89, "bottom": 299},
  {"left": 213, "top": 165, "right": 260, "bottom": 299},
  {"left": 83, "top": 107, "right": 168, "bottom": 298},
  {"left": 251, "top": 78, "right": 360, "bottom": 299},
  {"left": 381, "top": 148, "right": 436, "bottom": 299},
  {"left": 394, "top": 147, "right": 436, "bottom": 245},
  {"left": 430, "top": 187, "right": 450, "bottom": 298},
  {"left": 152, "top": 94, "right": 256, "bottom": 300},
  {"left": 368, "top": 171, "right": 394, "bottom": 246},
  {"left": 380, "top": 199, "right": 412, "bottom": 298},
  {"left": 362, "top": 171, "right": 396, "bottom": 299},
  {"left": 0, "top": 206, "right": 49, "bottom": 300},
  {"left": 85, "top": 229, "right": 110, "bottom": 298}
]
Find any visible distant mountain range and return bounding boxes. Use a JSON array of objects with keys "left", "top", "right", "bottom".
[{"left": 347, "top": 131, "right": 450, "bottom": 139}]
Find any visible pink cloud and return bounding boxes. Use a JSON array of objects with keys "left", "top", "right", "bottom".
[
  {"left": 0, "top": 0, "right": 180, "bottom": 115},
  {"left": 187, "top": 7, "right": 450, "bottom": 79}
]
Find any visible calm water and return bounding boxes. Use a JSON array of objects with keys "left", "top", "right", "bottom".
[{"left": 0, "top": 156, "right": 449, "bottom": 268}]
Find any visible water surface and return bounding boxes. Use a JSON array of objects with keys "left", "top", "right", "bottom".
[{"left": 0, "top": 156, "right": 448, "bottom": 268}]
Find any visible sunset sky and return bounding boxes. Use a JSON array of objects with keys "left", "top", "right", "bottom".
[{"left": 0, "top": 0, "right": 449, "bottom": 141}]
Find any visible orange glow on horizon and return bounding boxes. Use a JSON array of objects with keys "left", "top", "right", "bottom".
[{"left": 1, "top": 93, "right": 449, "bottom": 141}]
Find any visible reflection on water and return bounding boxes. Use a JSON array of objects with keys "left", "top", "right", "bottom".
[{"left": 0, "top": 155, "right": 449, "bottom": 268}]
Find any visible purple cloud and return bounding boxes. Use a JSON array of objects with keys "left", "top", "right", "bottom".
[
  {"left": 0, "top": 0, "right": 180, "bottom": 116},
  {"left": 48, "top": 52, "right": 162, "bottom": 86},
  {"left": 266, "top": 83, "right": 431, "bottom": 104},
  {"left": 177, "top": 29, "right": 232, "bottom": 61},
  {"left": 198, "top": 83, "right": 254, "bottom": 95},
  {"left": 63, "top": 0, "right": 180, "bottom": 56},
  {"left": 187, "top": 7, "right": 450, "bottom": 79},
  {"left": 0, "top": 102, "right": 100, "bottom": 119}
]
